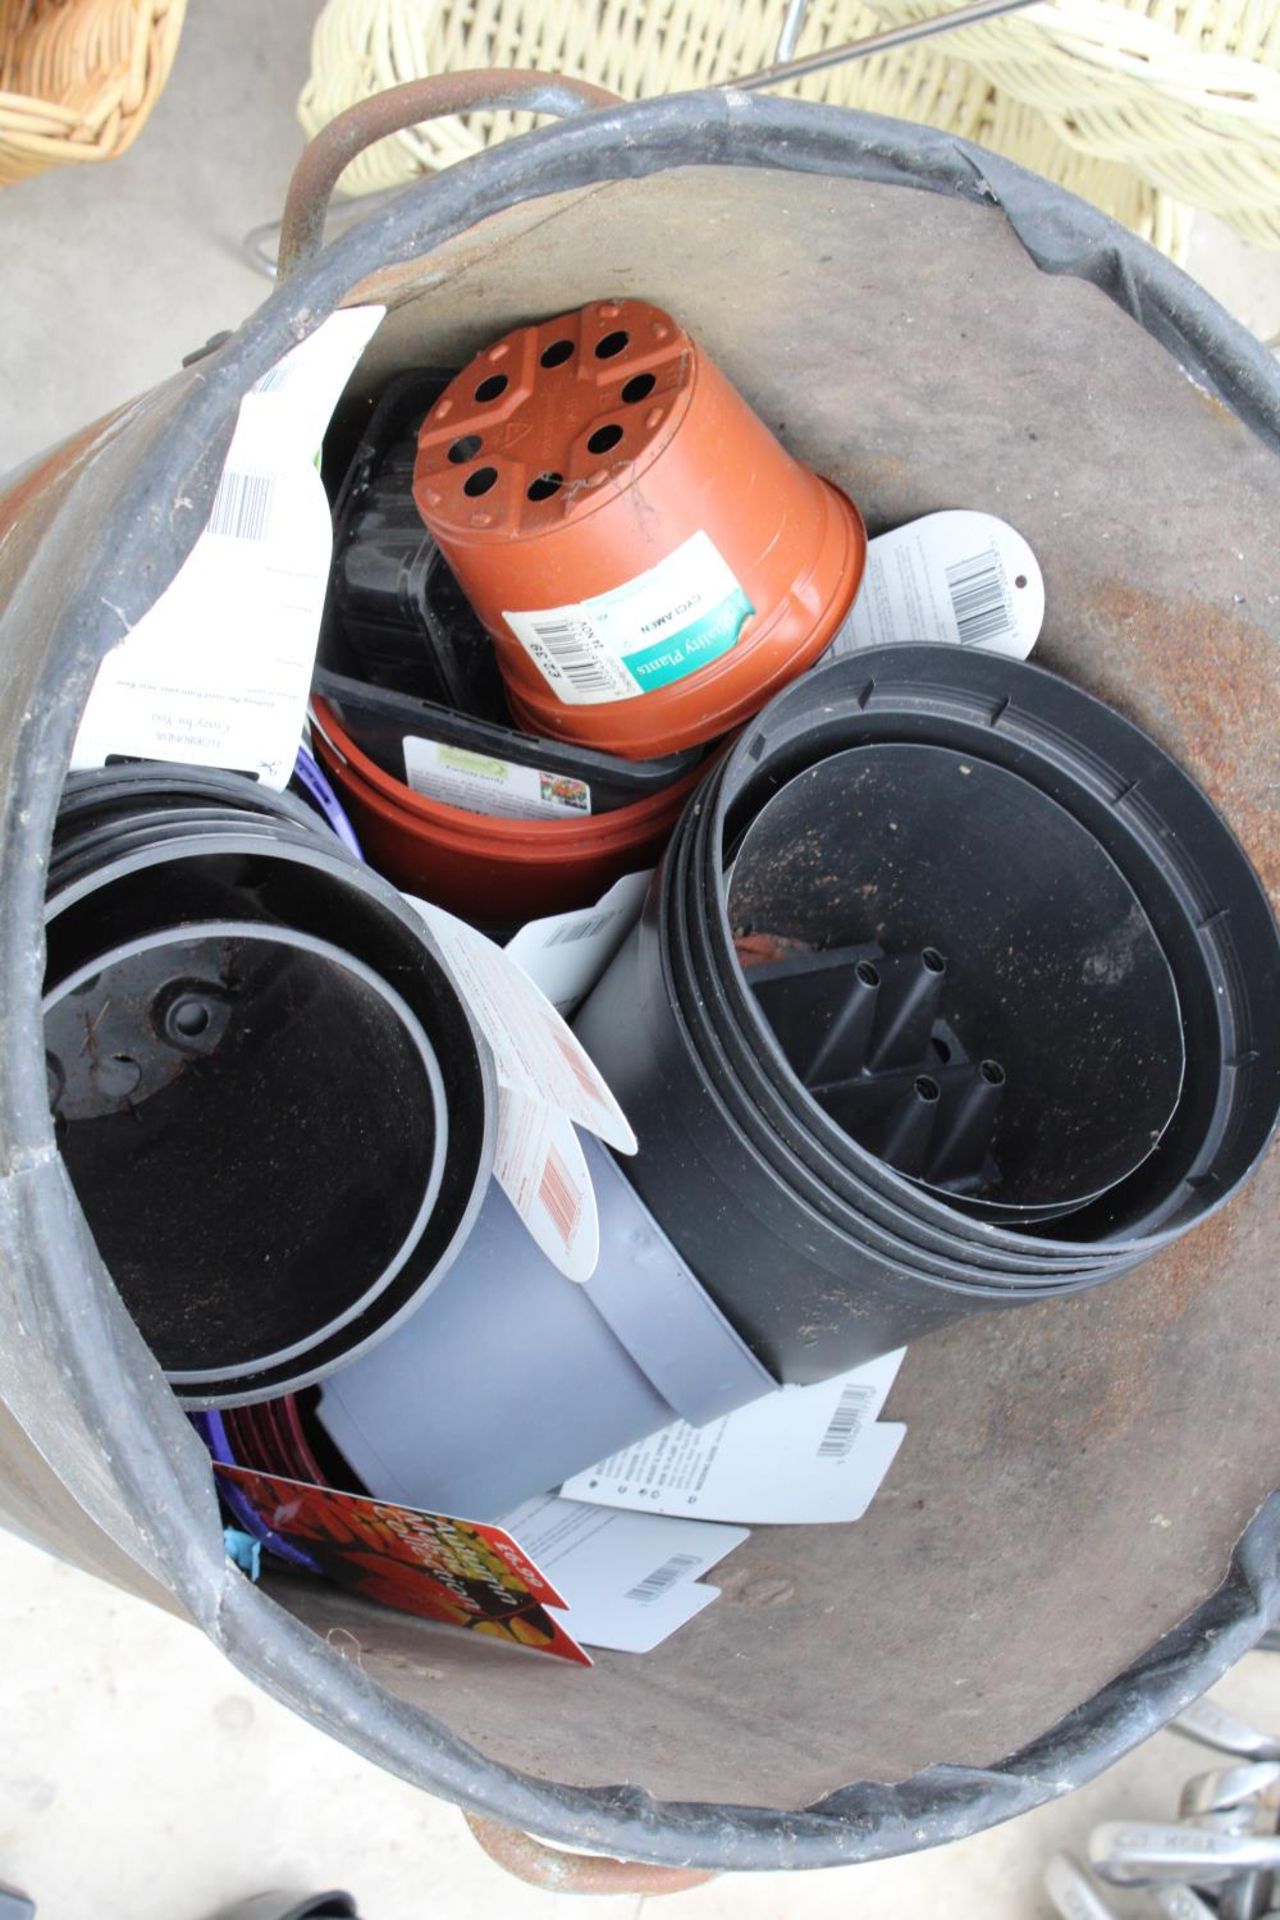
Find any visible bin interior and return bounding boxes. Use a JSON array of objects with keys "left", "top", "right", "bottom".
[{"left": 12, "top": 155, "right": 1280, "bottom": 1819}]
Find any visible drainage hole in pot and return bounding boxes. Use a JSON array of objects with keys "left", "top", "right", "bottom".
[
  {"left": 464, "top": 467, "right": 498, "bottom": 498},
  {"left": 922, "top": 945, "right": 947, "bottom": 974},
  {"left": 474, "top": 373, "right": 508, "bottom": 402},
  {"left": 914, "top": 1075, "right": 941, "bottom": 1104},
  {"left": 981, "top": 1059, "right": 1007, "bottom": 1086},
  {"left": 588, "top": 423, "right": 624, "bottom": 455},
  {"left": 541, "top": 339, "right": 574, "bottom": 368},
  {"left": 527, "top": 472, "right": 563, "bottom": 502},
  {"left": 448, "top": 434, "right": 482, "bottom": 464},
  {"left": 595, "top": 330, "right": 629, "bottom": 359},
  {"left": 621, "top": 372, "right": 656, "bottom": 404},
  {"left": 855, "top": 959, "right": 881, "bottom": 988}
]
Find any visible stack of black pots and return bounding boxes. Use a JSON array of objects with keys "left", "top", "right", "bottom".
[{"left": 576, "top": 646, "right": 1280, "bottom": 1381}]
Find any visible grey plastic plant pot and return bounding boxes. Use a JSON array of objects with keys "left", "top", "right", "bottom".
[
  {"left": 2, "top": 84, "right": 1280, "bottom": 1875},
  {"left": 313, "top": 1133, "right": 773, "bottom": 1521}
]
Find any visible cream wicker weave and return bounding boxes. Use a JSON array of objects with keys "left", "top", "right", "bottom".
[
  {"left": 0, "top": 0, "right": 186, "bottom": 188},
  {"left": 298, "top": 0, "right": 1192, "bottom": 258},
  {"left": 836, "top": 0, "right": 1280, "bottom": 250}
]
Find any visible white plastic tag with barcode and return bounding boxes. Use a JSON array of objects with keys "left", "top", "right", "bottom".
[
  {"left": 403, "top": 737, "right": 592, "bottom": 821},
  {"left": 828, "top": 511, "right": 1043, "bottom": 661},
  {"left": 563, "top": 1351, "right": 906, "bottom": 1524},
  {"left": 505, "top": 870, "right": 652, "bottom": 1017},
  {"left": 72, "top": 307, "right": 385, "bottom": 788},
  {"left": 406, "top": 897, "right": 635, "bottom": 1153},
  {"left": 503, "top": 531, "right": 755, "bottom": 706},
  {"left": 403, "top": 896, "right": 635, "bottom": 1281},
  {"left": 500, "top": 1494, "right": 747, "bottom": 1653}
]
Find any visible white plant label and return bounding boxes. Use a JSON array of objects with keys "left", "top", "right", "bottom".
[
  {"left": 504, "top": 532, "right": 754, "bottom": 706},
  {"left": 501, "top": 1493, "right": 748, "bottom": 1653},
  {"left": 829, "top": 511, "right": 1043, "bottom": 661},
  {"left": 72, "top": 307, "right": 385, "bottom": 788},
  {"left": 505, "top": 870, "right": 652, "bottom": 1017},
  {"left": 564, "top": 1351, "right": 907, "bottom": 1525},
  {"left": 403, "top": 896, "right": 636, "bottom": 1281},
  {"left": 403, "top": 737, "right": 592, "bottom": 820}
]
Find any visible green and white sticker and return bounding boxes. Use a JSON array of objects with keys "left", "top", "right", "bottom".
[
  {"left": 503, "top": 531, "right": 754, "bottom": 707},
  {"left": 404, "top": 737, "right": 591, "bottom": 821}
]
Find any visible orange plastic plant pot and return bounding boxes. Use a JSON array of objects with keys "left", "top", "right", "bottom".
[
  {"left": 413, "top": 299, "right": 866, "bottom": 759},
  {"left": 310, "top": 698, "right": 700, "bottom": 925}
]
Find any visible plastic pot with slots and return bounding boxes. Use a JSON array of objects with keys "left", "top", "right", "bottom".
[{"left": 575, "top": 646, "right": 1280, "bottom": 1381}]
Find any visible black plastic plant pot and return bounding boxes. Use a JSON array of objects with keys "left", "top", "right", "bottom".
[
  {"left": 699, "top": 649, "right": 1280, "bottom": 1254},
  {"left": 576, "top": 917, "right": 1109, "bottom": 1382},
  {"left": 44, "top": 770, "right": 496, "bottom": 1406},
  {"left": 670, "top": 862, "right": 1116, "bottom": 1289},
  {"left": 574, "top": 646, "right": 1280, "bottom": 1380},
  {"left": 325, "top": 367, "right": 506, "bottom": 714},
  {"left": 729, "top": 743, "right": 1185, "bottom": 1222},
  {"left": 671, "top": 762, "right": 1124, "bottom": 1284}
]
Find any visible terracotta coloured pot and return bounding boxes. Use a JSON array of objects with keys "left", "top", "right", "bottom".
[
  {"left": 310, "top": 695, "right": 701, "bottom": 925},
  {"left": 413, "top": 298, "right": 865, "bottom": 757}
]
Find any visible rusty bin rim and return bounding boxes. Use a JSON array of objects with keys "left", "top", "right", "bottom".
[{"left": 2, "top": 86, "right": 1279, "bottom": 1873}]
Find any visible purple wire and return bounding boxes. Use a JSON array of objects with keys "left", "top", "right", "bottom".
[
  {"left": 189, "top": 1410, "right": 323, "bottom": 1574},
  {"left": 291, "top": 742, "right": 364, "bottom": 859}
]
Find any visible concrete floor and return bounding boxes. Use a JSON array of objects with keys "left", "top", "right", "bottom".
[{"left": 4, "top": 4, "right": 1280, "bottom": 1915}]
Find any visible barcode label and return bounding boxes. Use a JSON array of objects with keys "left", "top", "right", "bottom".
[
  {"left": 817, "top": 1384, "right": 878, "bottom": 1460},
  {"left": 625, "top": 1553, "right": 702, "bottom": 1603},
  {"left": 554, "top": 1029, "right": 607, "bottom": 1109},
  {"left": 527, "top": 618, "right": 618, "bottom": 695},
  {"left": 208, "top": 468, "right": 276, "bottom": 543},
  {"left": 945, "top": 550, "right": 1014, "bottom": 648},
  {"left": 545, "top": 910, "right": 619, "bottom": 948},
  {"left": 538, "top": 1143, "right": 582, "bottom": 1246}
]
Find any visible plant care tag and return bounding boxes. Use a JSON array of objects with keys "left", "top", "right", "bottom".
[
  {"left": 404, "top": 895, "right": 635, "bottom": 1280},
  {"left": 217, "top": 1465, "right": 591, "bottom": 1665},
  {"left": 828, "top": 511, "right": 1043, "bottom": 660},
  {"left": 563, "top": 1351, "right": 906, "bottom": 1525},
  {"left": 403, "top": 736, "right": 592, "bottom": 820},
  {"left": 503, "top": 531, "right": 754, "bottom": 706},
  {"left": 406, "top": 897, "right": 635, "bottom": 1153},
  {"left": 505, "top": 870, "right": 652, "bottom": 1017},
  {"left": 72, "top": 307, "right": 385, "bottom": 788},
  {"left": 500, "top": 1494, "right": 748, "bottom": 1653},
  {"left": 494, "top": 1090, "right": 600, "bottom": 1282}
]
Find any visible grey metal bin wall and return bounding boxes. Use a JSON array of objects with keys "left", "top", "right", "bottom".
[{"left": 2, "top": 88, "right": 1279, "bottom": 1873}]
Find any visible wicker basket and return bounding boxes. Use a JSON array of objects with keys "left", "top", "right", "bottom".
[
  {"left": 855, "top": 0, "right": 1280, "bottom": 250},
  {"left": 0, "top": 0, "right": 186, "bottom": 188},
  {"left": 298, "top": 0, "right": 1190, "bottom": 259}
]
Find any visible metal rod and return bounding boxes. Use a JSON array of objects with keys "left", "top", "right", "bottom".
[
  {"left": 276, "top": 71, "right": 622, "bottom": 279},
  {"left": 774, "top": 0, "right": 812, "bottom": 63},
  {"left": 734, "top": 0, "right": 1043, "bottom": 92}
]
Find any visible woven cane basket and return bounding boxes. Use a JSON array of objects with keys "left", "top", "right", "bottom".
[
  {"left": 298, "top": 0, "right": 1194, "bottom": 259},
  {"left": 0, "top": 0, "right": 186, "bottom": 188}
]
